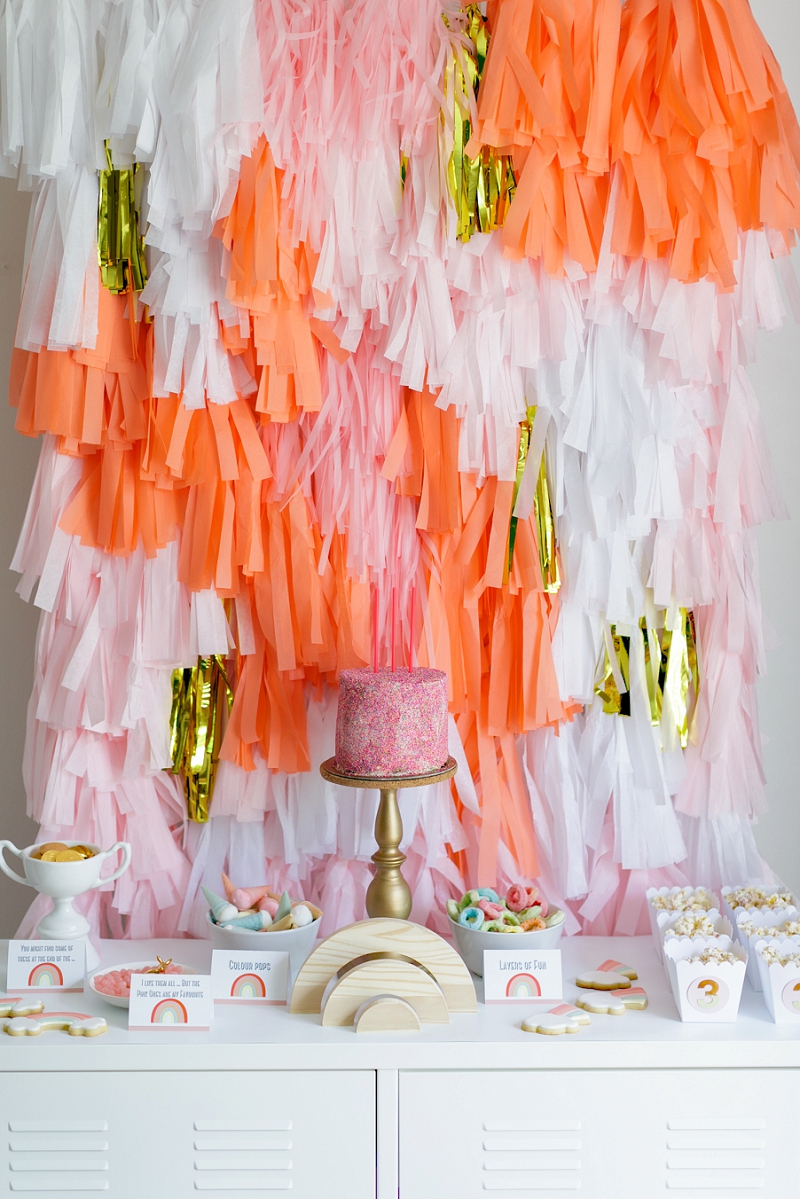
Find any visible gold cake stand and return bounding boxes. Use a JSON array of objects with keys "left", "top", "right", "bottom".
[{"left": 320, "top": 757, "right": 457, "bottom": 920}]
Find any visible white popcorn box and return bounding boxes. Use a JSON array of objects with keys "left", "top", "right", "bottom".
[
  {"left": 660, "top": 912, "right": 731, "bottom": 970},
  {"left": 720, "top": 885, "right": 799, "bottom": 931},
  {"left": 735, "top": 910, "right": 800, "bottom": 991},
  {"left": 664, "top": 936, "right": 747, "bottom": 1023},
  {"left": 646, "top": 886, "right": 719, "bottom": 947},
  {"left": 754, "top": 937, "right": 800, "bottom": 1024}
]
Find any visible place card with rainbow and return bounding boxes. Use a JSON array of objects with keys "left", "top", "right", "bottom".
[
  {"left": 6, "top": 940, "right": 85, "bottom": 993},
  {"left": 211, "top": 950, "right": 289, "bottom": 1006},
  {"left": 128, "top": 973, "right": 213, "bottom": 1031},
  {"left": 483, "top": 949, "right": 562, "bottom": 1004}
]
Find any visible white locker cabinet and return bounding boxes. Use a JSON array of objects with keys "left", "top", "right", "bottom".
[
  {"left": 398, "top": 1069, "right": 800, "bottom": 1198},
  {"left": 3, "top": 937, "right": 800, "bottom": 1199},
  {"left": 0, "top": 1071, "right": 376, "bottom": 1197}
]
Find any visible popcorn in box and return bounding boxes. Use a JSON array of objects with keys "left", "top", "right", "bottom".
[
  {"left": 720, "top": 885, "right": 798, "bottom": 932},
  {"left": 735, "top": 911, "right": 800, "bottom": 992},
  {"left": 646, "top": 886, "right": 718, "bottom": 947},
  {"left": 658, "top": 911, "right": 733, "bottom": 972},
  {"left": 754, "top": 937, "right": 800, "bottom": 1025},
  {"left": 663, "top": 935, "right": 747, "bottom": 1024}
]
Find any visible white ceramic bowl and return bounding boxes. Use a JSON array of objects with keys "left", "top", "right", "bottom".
[
  {"left": 449, "top": 910, "right": 565, "bottom": 976},
  {"left": 205, "top": 912, "right": 319, "bottom": 976},
  {"left": 0, "top": 839, "right": 131, "bottom": 900},
  {"left": 88, "top": 961, "right": 198, "bottom": 1009}
]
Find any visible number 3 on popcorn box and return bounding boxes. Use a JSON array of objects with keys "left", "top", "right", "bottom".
[
  {"left": 128, "top": 974, "right": 213, "bottom": 1031},
  {"left": 483, "top": 950, "right": 562, "bottom": 1004}
]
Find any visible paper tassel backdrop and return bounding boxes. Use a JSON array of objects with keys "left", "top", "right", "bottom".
[{"left": 2, "top": 0, "right": 798, "bottom": 941}]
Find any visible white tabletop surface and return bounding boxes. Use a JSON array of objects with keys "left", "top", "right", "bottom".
[{"left": 1, "top": 936, "right": 799, "bottom": 1072}]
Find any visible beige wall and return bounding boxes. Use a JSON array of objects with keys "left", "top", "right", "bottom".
[
  {"left": 746, "top": 0, "right": 800, "bottom": 897},
  {"left": 1, "top": 6, "right": 799, "bottom": 934},
  {"left": 0, "top": 177, "right": 42, "bottom": 934}
]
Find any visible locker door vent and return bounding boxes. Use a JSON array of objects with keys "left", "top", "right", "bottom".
[
  {"left": 482, "top": 1120, "right": 582, "bottom": 1192},
  {"left": 192, "top": 1119, "right": 293, "bottom": 1192},
  {"left": 665, "top": 1117, "right": 766, "bottom": 1191},
  {"left": 7, "top": 1120, "right": 109, "bottom": 1192}
]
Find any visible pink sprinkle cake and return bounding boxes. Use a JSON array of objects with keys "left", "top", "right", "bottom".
[{"left": 335, "top": 667, "right": 448, "bottom": 777}]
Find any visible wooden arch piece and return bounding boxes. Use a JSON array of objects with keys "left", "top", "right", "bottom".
[
  {"left": 355, "top": 995, "right": 421, "bottom": 1033},
  {"left": 321, "top": 957, "right": 449, "bottom": 1027},
  {"left": 290, "top": 918, "right": 476, "bottom": 1013}
]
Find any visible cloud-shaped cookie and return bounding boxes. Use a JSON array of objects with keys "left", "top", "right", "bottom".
[
  {"left": 2, "top": 1013, "right": 108, "bottom": 1038},
  {"left": 575, "top": 987, "right": 648, "bottom": 1015},
  {"left": 0, "top": 997, "right": 45, "bottom": 1018},
  {"left": 522, "top": 1004, "right": 592, "bottom": 1035}
]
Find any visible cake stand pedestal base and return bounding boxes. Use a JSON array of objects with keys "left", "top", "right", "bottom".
[{"left": 320, "top": 758, "right": 457, "bottom": 920}]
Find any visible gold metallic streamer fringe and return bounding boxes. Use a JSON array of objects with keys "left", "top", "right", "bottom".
[
  {"left": 168, "top": 657, "right": 232, "bottom": 822},
  {"left": 445, "top": 5, "right": 516, "bottom": 241},
  {"left": 508, "top": 406, "right": 560, "bottom": 592},
  {"left": 596, "top": 611, "right": 700, "bottom": 746},
  {"left": 98, "top": 142, "right": 148, "bottom": 295},
  {"left": 595, "top": 630, "right": 632, "bottom": 716}
]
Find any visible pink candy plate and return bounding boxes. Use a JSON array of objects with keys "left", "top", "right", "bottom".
[{"left": 87, "top": 961, "right": 198, "bottom": 1009}]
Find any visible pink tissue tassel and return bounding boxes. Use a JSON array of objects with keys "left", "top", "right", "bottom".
[
  {"left": 177, "top": 340, "right": 472, "bottom": 938},
  {"left": 514, "top": 226, "right": 789, "bottom": 935},
  {"left": 11, "top": 437, "right": 204, "bottom": 940},
  {"left": 184, "top": 194, "right": 791, "bottom": 938},
  {"left": 255, "top": 0, "right": 458, "bottom": 378}
]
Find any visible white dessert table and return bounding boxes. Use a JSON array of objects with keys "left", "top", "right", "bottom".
[{"left": 1, "top": 935, "right": 797, "bottom": 1197}]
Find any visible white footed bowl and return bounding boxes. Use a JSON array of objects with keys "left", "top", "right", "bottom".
[
  {"left": 88, "top": 961, "right": 197, "bottom": 1009},
  {"left": 0, "top": 840, "right": 131, "bottom": 901},
  {"left": 449, "top": 910, "right": 565, "bottom": 976},
  {"left": 205, "top": 912, "right": 318, "bottom": 976}
]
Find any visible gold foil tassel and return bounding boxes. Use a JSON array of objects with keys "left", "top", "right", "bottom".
[
  {"left": 533, "top": 442, "right": 560, "bottom": 594},
  {"left": 595, "top": 627, "right": 631, "bottom": 716},
  {"left": 169, "top": 657, "right": 232, "bottom": 822},
  {"left": 640, "top": 616, "right": 663, "bottom": 725},
  {"left": 445, "top": 5, "right": 516, "bottom": 241},
  {"left": 636, "top": 611, "right": 701, "bottom": 745},
  {"left": 508, "top": 407, "right": 560, "bottom": 591},
  {"left": 507, "top": 412, "right": 531, "bottom": 578},
  {"left": 662, "top": 609, "right": 700, "bottom": 749},
  {"left": 97, "top": 142, "right": 148, "bottom": 295}
]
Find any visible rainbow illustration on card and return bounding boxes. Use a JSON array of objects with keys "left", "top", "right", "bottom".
[
  {"left": 505, "top": 973, "right": 542, "bottom": 999},
  {"left": 150, "top": 998, "right": 188, "bottom": 1025},
  {"left": 27, "top": 962, "right": 63, "bottom": 988},
  {"left": 230, "top": 973, "right": 267, "bottom": 999}
]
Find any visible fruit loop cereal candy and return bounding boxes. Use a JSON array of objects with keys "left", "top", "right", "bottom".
[
  {"left": 447, "top": 885, "right": 565, "bottom": 933},
  {"left": 459, "top": 906, "right": 484, "bottom": 929}
]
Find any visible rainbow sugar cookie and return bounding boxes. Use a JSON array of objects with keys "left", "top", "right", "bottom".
[
  {"left": 575, "top": 961, "right": 638, "bottom": 991},
  {"left": 522, "top": 1004, "right": 591, "bottom": 1035},
  {"left": 2, "top": 1012, "right": 108, "bottom": 1038}
]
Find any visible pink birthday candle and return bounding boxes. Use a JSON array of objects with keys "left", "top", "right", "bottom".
[
  {"left": 391, "top": 587, "right": 397, "bottom": 672},
  {"left": 373, "top": 587, "right": 379, "bottom": 672},
  {"left": 409, "top": 585, "right": 415, "bottom": 671}
]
